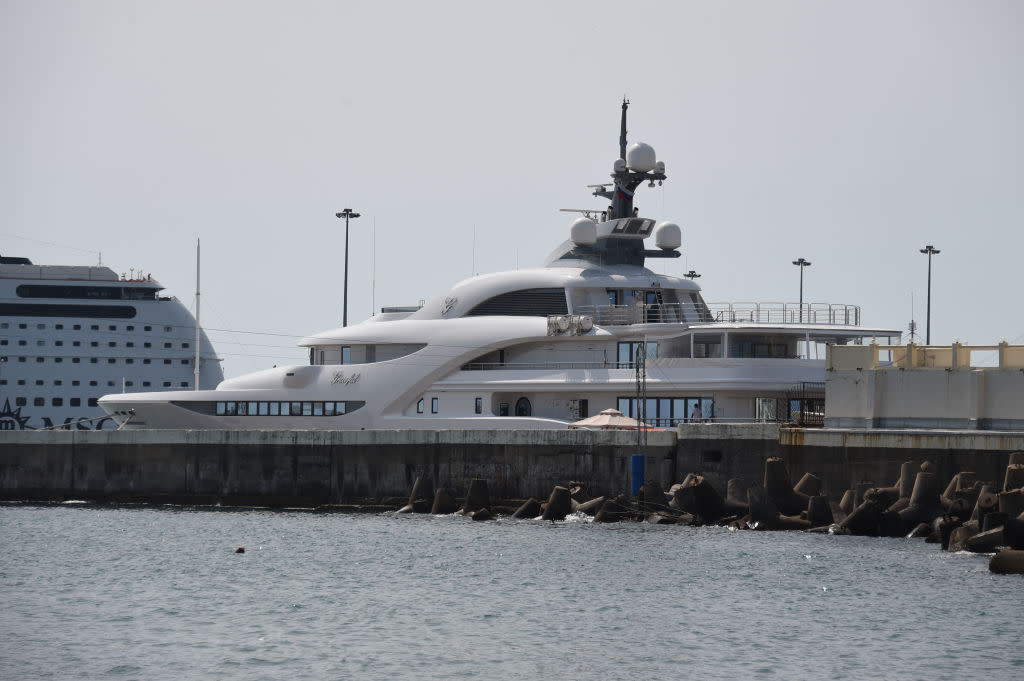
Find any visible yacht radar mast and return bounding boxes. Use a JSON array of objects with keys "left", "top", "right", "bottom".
[{"left": 591, "top": 99, "right": 667, "bottom": 220}]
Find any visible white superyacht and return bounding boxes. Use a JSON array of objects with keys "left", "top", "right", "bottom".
[
  {"left": 0, "top": 254, "right": 222, "bottom": 430},
  {"left": 100, "top": 103, "right": 898, "bottom": 430}
]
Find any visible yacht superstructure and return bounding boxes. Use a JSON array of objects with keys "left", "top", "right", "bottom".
[
  {"left": 100, "top": 103, "right": 898, "bottom": 430},
  {"left": 0, "top": 255, "right": 223, "bottom": 430}
]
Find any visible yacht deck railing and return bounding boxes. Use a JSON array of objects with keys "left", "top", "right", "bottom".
[{"left": 573, "top": 302, "right": 861, "bottom": 326}]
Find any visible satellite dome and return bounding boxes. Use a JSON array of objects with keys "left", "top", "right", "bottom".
[
  {"left": 626, "top": 142, "right": 657, "bottom": 172},
  {"left": 654, "top": 222, "right": 681, "bottom": 250},
  {"left": 613, "top": 158, "right": 627, "bottom": 173},
  {"left": 570, "top": 217, "right": 597, "bottom": 246}
]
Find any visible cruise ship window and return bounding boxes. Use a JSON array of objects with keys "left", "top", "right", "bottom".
[
  {"left": 51, "top": 398, "right": 62, "bottom": 407},
  {"left": 164, "top": 342, "right": 171, "bottom": 348},
  {"left": 33, "top": 397, "right": 44, "bottom": 406},
  {"left": 18, "top": 340, "right": 25, "bottom": 346},
  {"left": 18, "top": 323, "right": 26, "bottom": 329},
  {"left": 108, "top": 341, "right": 116, "bottom": 347},
  {"left": 143, "top": 359, "right": 151, "bottom": 364},
  {"left": 180, "top": 381, "right": 188, "bottom": 387},
  {"left": 88, "top": 398, "right": 98, "bottom": 407},
  {"left": 70, "top": 398, "right": 80, "bottom": 407},
  {"left": 127, "top": 326, "right": 134, "bottom": 331},
  {"left": 55, "top": 357, "right": 62, "bottom": 363},
  {"left": 126, "top": 358, "right": 134, "bottom": 364},
  {"left": 18, "top": 357, "right": 25, "bottom": 362},
  {"left": 35, "top": 380, "right": 43, "bottom": 385},
  {"left": 143, "top": 381, "right": 150, "bottom": 387},
  {"left": 145, "top": 326, "right": 152, "bottom": 331},
  {"left": 109, "top": 325, "right": 116, "bottom": 331},
  {"left": 17, "top": 380, "right": 25, "bottom": 385},
  {"left": 37, "top": 324, "right": 45, "bottom": 329},
  {"left": 126, "top": 342, "right": 134, "bottom": 347},
  {"left": 89, "top": 381, "right": 97, "bottom": 386},
  {"left": 90, "top": 325, "right": 98, "bottom": 330},
  {"left": 72, "top": 380, "right": 79, "bottom": 386},
  {"left": 90, "top": 341, "right": 98, "bottom": 347},
  {"left": 54, "top": 380, "right": 61, "bottom": 385},
  {"left": 107, "top": 358, "right": 115, "bottom": 364},
  {"left": 90, "top": 358, "right": 98, "bottom": 363},
  {"left": 73, "top": 324, "right": 81, "bottom": 330},
  {"left": 164, "top": 326, "right": 172, "bottom": 332},
  {"left": 107, "top": 381, "right": 114, "bottom": 386},
  {"left": 36, "top": 340, "right": 44, "bottom": 346},
  {"left": 0, "top": 340, "right": 6, "bottom": 345},
  {"left": 144, "top": 342, "right": 151, "bottom": 348},
  {"left": 72, "top": 341, "right": 80, "bottom": 346},
  {"left": 55, "top": 341, "right": 63, "bottom": 346},
  {"left": 181, "top": 359, "right": 189, "bottom": 364},
  {"left": 0, "top": 380, "right": 5, "bottom": 385},
  {"left": 163, "top": 359, "right": 171, "bottom": 364},
  {"left": 182, "top": 342, "right": 190, "bottom": 348},
  {"left": 126, "top": 381, "right": 133, "bottom": 387},
  {"left": 16, "top": 397, "right": 26, "bottom": 406},
  {"left": 0, "top": 322, "right": 7, "bottom": 328},
  {"left": 56, "top": 324, "right": 63, "bottom": 330},
  {"left": 163, "top": 381, "right": 171, "bottom": 387},
  {"left": 36, "top": 357, "right": 43, "bottom": 363}
]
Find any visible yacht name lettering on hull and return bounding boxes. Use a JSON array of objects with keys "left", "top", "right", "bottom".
[{"left": 332, "top": 371, "right": 361, "bottom": 385}]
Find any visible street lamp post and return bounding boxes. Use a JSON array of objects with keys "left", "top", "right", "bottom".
[
  {"left": 335, "top": 208, "right": 361, "bottom": 327},
  {"left": 920, "top": 244, "right": 940, "bottom": 344},
  {"left": 792, "top": 258, "right": 811, "bottom": 322}
]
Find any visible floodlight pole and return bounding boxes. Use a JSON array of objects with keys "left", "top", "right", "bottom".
[
  {"left": 336, "top": 208, "right": 361, "bottom": 327},
  {"left": 920, "top": 244, "right": 940, "bottom": 344},
  {"left": 792, "top": 258, "right": 811, "bottom": 322}
]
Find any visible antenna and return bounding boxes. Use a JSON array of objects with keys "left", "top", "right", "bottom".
[
  {"left": 619, "top": 97, "right": 629, "bottom": 161},
  {"left": 194, "top": 238, "right": 201, "bottom": 390}
]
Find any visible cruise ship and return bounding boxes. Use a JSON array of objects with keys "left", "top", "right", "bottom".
[
  {"left": 0, "top": 254, "right": 223, "bottom": 430},
  {"left": 100, "top": 103, "right": 899, "bottom": 430}
]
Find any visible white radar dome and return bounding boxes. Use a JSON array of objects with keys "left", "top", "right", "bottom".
[
  {"left": 570, "top": 217, "right": 597, "bottom": 246},
  {"left": 654, "top": 222, "right": 682, "bottom": 250},
  {"left": 655, "top": 160, "right": 665, "bottom": 174},
  {"left": 626, "top": 142, "right": 657, "bottom": 172},
  {"left": 613, "top": 158, "right": 627, "bottom": 173}
]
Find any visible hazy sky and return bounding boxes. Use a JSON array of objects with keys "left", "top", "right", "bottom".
[{"left": 2, "top": 0, "right": 1021, "bottom": 378}]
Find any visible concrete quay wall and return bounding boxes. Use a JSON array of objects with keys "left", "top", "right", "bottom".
[
  {"left": 0, "top": 429, "right": 677, "bottom": 506},
  {"left": 780, "top": 427, "right": 1024, "bottom": 496}
]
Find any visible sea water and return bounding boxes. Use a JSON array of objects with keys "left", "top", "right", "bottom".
[{"left": 0, "top": 505, "right": 1021, "bottom": 680}]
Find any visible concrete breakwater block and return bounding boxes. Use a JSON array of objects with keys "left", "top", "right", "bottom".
[
  {"left": 793, "top": 473, "right": 822, "bottom": 498},
  {"left": 575, "top": 496, "right": 606, "bottom": 516},
  {"left": 965, "top": 527, "right": 1004, "bottom": 553},
  {"left": 724, "top": 478, "right": 751, "bottom": 516},
  {"left": 841, "top": 499, "right": 886, "bottom": 536},
  {"left": 512, "top": 498, "right": 542, "bottom": 519},
  {"left": 746, "top": 484, "right": 781, "bottom": 530},
  {"left": 1003, "top": 517, "right": 1024, "bottom": 550},
  {"left": 838, "top": 490, "right": 856, "bottom": 518},
  {"left": 999, "top": 489, "right": 1024, "bottom": 518},
  {"left": 398, "top": 475, "right": 436, "bottom": 513},
  {"left": 1005, "top": 464, "right": 1024, "bottom": 492},
  {"left": 897, "top": 472, "right": 943, "bottom": 532},
  {"left": 807, "top": 495, "right": 834, "bottom": 529},
  {"left": 972, "top": 486, "right": 999, "bottom": 522},
  {"left": 541, "top": 486, "right": 572, "bottom": 521},
  {"left": 469, "top": 508, "right": 493, "bottom": 521},
  {"left": 763, "top": 457, "right": 809, "bottom": 516},
  {"left": 461, "top": 479, "right": 491, "bottom": 515},
  {"left": 594, "top": 495, "right": 631, "bottom": 523},
  {"left": 671, "top": 475, "right": 725, "bottom": 522},
  {"left": 639, "top": 483, "right": 667, "bottom": 514},
  {"left": 989, "top": 549, "right": 1024, "bottom": 575},
  {"left": 431, "top": 488, "right": 460, "bottom": 515}
]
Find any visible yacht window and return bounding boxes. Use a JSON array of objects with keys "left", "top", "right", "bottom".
[
  {"left": 223, "top": 402, "right": 235, "bottom": 415},
  {"left": 466, "top": 288, "right": 568, "bottom": 317},
  {"left": 607, "top": 289, "right": 619, "bottom": 305},
  {"left": 692, "top": 334, "right": 723, "bottom": 358},
  {"left": 291, "top": 402, "right": 302, "bottom": 416},
  {"left": 236, "top": 402, "right": 248, "bottom": 416},
  {"left": 302, "top": 402, "right": 313, "bottom": 416},
  {"left": 342, "top": 346, "right": 351, "bottom": 365},
  {"left": 248, "top": 401, "right": 258, "bottom": 415},
  {"left": 269, "top": 402, "right": 280, "bottom": 416},
  {"left": 417, "top": 398, "right": 424, "bottom": 414},
  {"left": 431, "top": 397, "right": 438, "bottom": 414},
  {"left": 258, "top": 402, "right": 269, "bottom": 416},
  {"left": 515, "top": 397, "right": 532, "bottom": 416},
  {"left": 475, "top": 397, "right": 482, "bottom": 414},
  {"left": 324, "top": 402, "right": 335, "bottom": 416},
  {"left": 313, "top": 402, "right": 324, "bottom": 416},
  {"left": 617, "top": 341, "right": 658, "bottom": 366}
]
